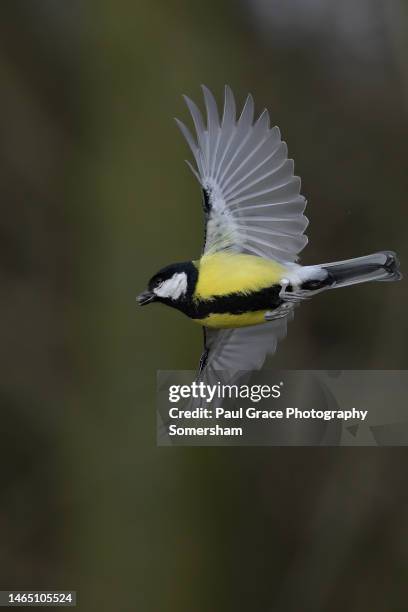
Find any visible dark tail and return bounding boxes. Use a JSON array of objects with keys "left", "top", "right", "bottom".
[{"left": 321, "top": 251, "right": 401, "bottom": 289}]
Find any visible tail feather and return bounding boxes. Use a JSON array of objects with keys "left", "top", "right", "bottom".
[{"left": 322, "top": 251, "right": 401, "bottom": 289}]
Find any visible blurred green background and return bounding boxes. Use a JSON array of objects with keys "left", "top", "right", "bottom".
[{"left": 1, "top": 2, "right": 407, "bottom": 610}]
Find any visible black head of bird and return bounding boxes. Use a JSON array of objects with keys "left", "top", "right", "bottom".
[{"left": 137, "top": 261, "right": 198, "bottom": 313}]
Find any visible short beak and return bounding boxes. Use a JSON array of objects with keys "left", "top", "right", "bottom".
[{"left": 137, "top": 291, "right": 155, "bottom": 306}]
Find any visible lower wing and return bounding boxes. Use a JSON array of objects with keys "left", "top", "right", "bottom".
[{"left": 199, "top": 314, "right": 293, "bottom": 382}]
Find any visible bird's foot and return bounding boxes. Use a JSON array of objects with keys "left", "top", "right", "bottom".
[{"left": 265, "top": 303, "right": 294, "bottom": 321}]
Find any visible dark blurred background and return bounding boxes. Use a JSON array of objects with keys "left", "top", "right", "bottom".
[{"left": 0, "top": 2, "right": 407, "bottom": 610}]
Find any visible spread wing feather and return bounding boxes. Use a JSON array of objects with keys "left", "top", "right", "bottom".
[
  {"left": 175, "top": 84, "right": 308, "bottom": 262},
  {"left": 204, "top": 315, "right": 293, "bottom": 376}
]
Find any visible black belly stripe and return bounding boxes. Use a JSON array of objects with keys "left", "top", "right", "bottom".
[{"left": 188, "top": 285, "right": 283, "bottom": 319}]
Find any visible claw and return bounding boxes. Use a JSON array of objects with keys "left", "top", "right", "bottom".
[
  {"left": 283, "top": 291, "right": 310, "bottom": 302},
  {"left": 265, "top": 303, "right": 294, "bottom": 321}
]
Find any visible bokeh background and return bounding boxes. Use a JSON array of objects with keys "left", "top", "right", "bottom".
[{"left": 1, "top": 1, "right": 407, "bottom": 610}]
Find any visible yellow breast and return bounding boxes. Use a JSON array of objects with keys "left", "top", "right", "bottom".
[
  {"left": 195, "top": 311, "right": 267, "bottom": 329},
  {"left": 194, "top": 252, "right": 287, "bottom": 299},
  {"left": 192, "top": 252, "right": 288, "bottom": 329}
]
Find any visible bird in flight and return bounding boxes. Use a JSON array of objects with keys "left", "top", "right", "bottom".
[{"left": 138, "top": 86, "right": 401, "bottom": 376}]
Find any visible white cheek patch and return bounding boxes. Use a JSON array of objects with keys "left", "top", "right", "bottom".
[{"left": 154, "top": 272, "right": 188, "bottom": 300}]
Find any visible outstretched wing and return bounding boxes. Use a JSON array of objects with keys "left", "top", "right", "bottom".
[
  {"left": 156, "top": 317, "right": 293, "bottom": 443},
  {"left": 202, "top": 311, "right": 293, "bottom": 379},
  {"left": 175, "top": 85, "right": 308, "bottom": 262}
]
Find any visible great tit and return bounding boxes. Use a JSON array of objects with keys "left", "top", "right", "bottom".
[{"left": 138, "top": 86, "right": 401, "bottom": 374}]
